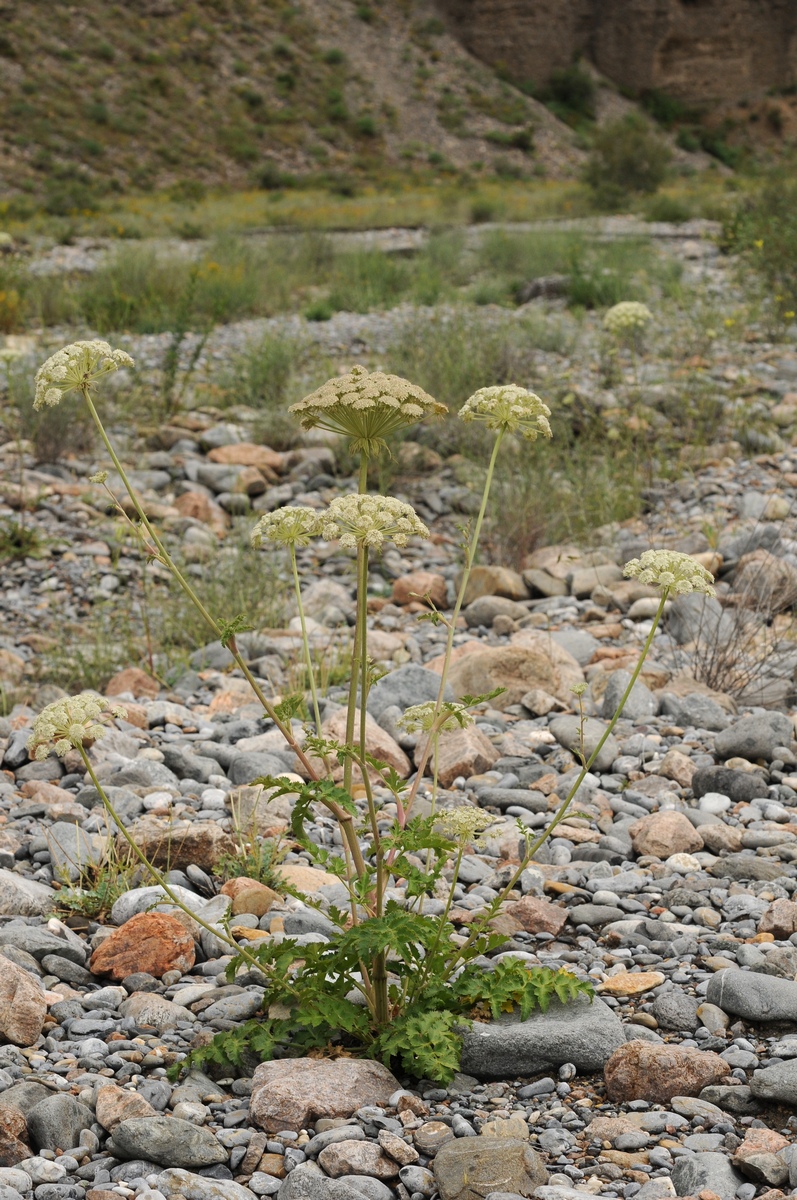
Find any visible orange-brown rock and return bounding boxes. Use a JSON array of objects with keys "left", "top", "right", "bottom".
[
  {"left": 505, "top": 895, "right": 567, "bottom": 936},
  {"left": 278, "top": 863, "right": 338, "bottom": 894},
  {"left": 220, "top": 878, "right": 280, "bottom": 917},
  {"left": 0, "top": 1105, "right": 30, "bottom": 1166},
  {"left": 0, "top": 959, "right": 47, "bottom": 1046},
  {"left": 461, "top": 565, "right": 529, "bottom": 605},
  {"left": 759, "top": 898, "right": 797, "bottom": 939},
  {"left": 208, "top": 443, "right": 283, "bottom": 475},
  {"left": 658, "top": 749, "right": 697, "bottom": 788},
  {"left": 120, "top": 817, "right": 236, "bottom": 872},
  {"left": 250, "top": 1058, "right": 400, "bottom": 1132},
  {"left": 734, "top": 1126, "right": 790, "bottom": 1167},
  {"left": 310, "top": 708, "right": 410, "bottom": 783},
  {"left": 105, "top": 668, "right": 159, "bottom": 700},
  {"left": 173, "top": 491, "right": 229, "bottom": 532},
  {"left": 90, "top": 912, "right": 196, "bottom": 980},
  {"left": 95, "top": 1083, "right": 158, "bottom": 1132},
  {"left": 392, "top": 571, "right": 448, "bottom": 609},
  {"left": 604, "top": 1041, "right": 730, "bottom": 1104},
  {"left": 629, "top": 810, "right": 704, "bottom": 859},
  {"left": 447, "top": 634, "right": 583, "bottom": 711},
  {"left": 419, "top": 725, "right": 500, "bottom": 788}
]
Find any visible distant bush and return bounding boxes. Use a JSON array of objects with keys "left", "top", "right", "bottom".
[
  {"left": 584, "top": 115, "right": 671, "bottom": 207},
  {"left": 724, "top": 170, "right": 797, "bottom": 314},
  {"left": 540, "top": 63, "right": 596, "bottom": 122}
]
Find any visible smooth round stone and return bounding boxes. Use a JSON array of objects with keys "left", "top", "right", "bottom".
[
  {"left": 666, "top": 853, "right": 703, "bottom": 873},
  {"left": 699, "top": 793, "right": 732, "bottom": 814}
]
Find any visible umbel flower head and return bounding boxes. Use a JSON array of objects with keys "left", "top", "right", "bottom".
[
  {"left": 34, "top": 341, "right": 134, "bottom": 410},
  {"left": 459, "top": 385, "right": 552, "bottom": 442},
  {"left": 251, "top": 506, "right": 320, "bottom": 549},
  {"left": 624, "top": 549, "right": 716, "bottom": 596},
  {"left": 28, "top": 694, "right": 127, "bottom": 761},
  {"left": 604, "top": 302, "right": 653, "bottom": 338},
  {"left": 436, "top": 806, "right": 497, "bottom": 846},
  {"left": 320, "top": 494, "right": 429, "bottom": 550},
  {"left": 289, "top": 365, "right": 446, "bottom": 457},
  {"left": 399, "top": 701, "right": 474, "bottom": 735}
]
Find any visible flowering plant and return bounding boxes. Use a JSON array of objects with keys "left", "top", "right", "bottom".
[
  {"left": 34, "top": 341, "right": 133, "bottom": 409},
  {"left": 624, "top": 548, "right": 716, "bottom": 596},
  {"left": 603, "top": 301, "right": 653, "bottom": 338}
]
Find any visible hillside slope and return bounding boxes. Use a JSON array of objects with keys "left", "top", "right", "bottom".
[{"left": 0, "top": 0, "right": 581, "bottom": 206}]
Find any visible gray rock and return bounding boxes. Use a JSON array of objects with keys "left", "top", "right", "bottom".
[
  {"left": 691, "top": 767, "right": 768, "bottom": 803},
  {"left": 714, "top": 712, "right": 793, "bottom": 762},
  {"left": 201, "top": 992, "right": 264, "bottom": 1022},
  {"left": 601, "top": 671, "right": 658, "bottom": 721},
  {"left": 305, "top": 1127, "right": 366, "bottom": 1159},
  {"left": 398, "top": 1166, "right": 436, "bottom": 1197},
  {"left": 548, "top": 717, "right": 620, "bottom": 773},
  {"left": 568, "top": 904, "right": 625, "bottom": 927},
  {"left": 2, "top": 731, "right": 30, "bottom": 770},
  {"left": 0, "top": 928, "right": 86, "bottom": 965},
  {"left": 46, "top": 822, "right": 103, "bottom": 884},
  {"left": 668, "top": 594, "right": 736, "bottom": 647},
  {"left": 650, "top": 990, "right": 700, "bottom": 1032},
  {"left": 228, "top": 753, "right": 294, "bottom": 787},
  {"left": 660, "top": 692, "right": 729, "bottom": 732},
  {"left": 459, "top": 995, "right": 625, "bottom": 1079},
  {"left": 27, "top": 1095, "right": 93, "bottom": 1152},
  {"left": 160, "top": 746, "right": 220, "bottom": 784},
  {"left": 750, "top": 1059, "right": 797, "bottom": 1105},
  {"left": 699, "top": 1085, "right": 762, "bottom": 1116},
  {"left": 464, "top": 597, "right": 527, "bottom": 628},
  {"left": 278, "top": 1163, "right": 364, "bottom": 1200},
  {"left": 366, "top": 666, "right": 452, "bottom": 722},
  {"left": 281, "top": 910, "right": 337, "bottom": 938},
  {"left": 671, "top": 1153, "right": 744, "bottom": 1200},
  {"left": 0, "top": 1083, "right": 53, "bottom": 1115},
  {"left": 550, "top": 629, "right": 600, "bottom": 668},
  {"left": 342, "top": 1178, "right": 394, "bottom": 1200},
  {"left": 706, "top": 968, "right": 797, "bottom": 1021},
  {"left": 13, "top": 760, "right": 63, "bottom": 783},
  {"left": 709, "top": 854, "right": 786, "bottom": 882},
  {"left": 433, "top": 1137, "right": 546, "bottom": 1200},
  {"left": 111, "top": 761, "right": 180, "bottom": 788},
  {"left": 0, "top": 873, "right": 54, "bottom": 918},
  {"left": 156, "top": 1169, "right": 254, "bottom": 1200},
  {"left": 108, "top": 1116, "right": 227, "bottom": 1168}
]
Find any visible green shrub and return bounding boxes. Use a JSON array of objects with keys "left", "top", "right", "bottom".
[
  {"left": 724, "top": 170, "right": 797, "bottom": 313},
  {"left": 541, "top": 63, "right": 596, "bottom": 122},
  {"left": 584, "top": 115, "right": 671, "bottom": 207}
]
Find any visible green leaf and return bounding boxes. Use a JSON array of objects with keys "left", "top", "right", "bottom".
[
  {"left": 373, "top": 1009, "right": 464, "bottom": 1084},
  {"left": 218, "top": 614, "right": 254, "bottom": 648}
]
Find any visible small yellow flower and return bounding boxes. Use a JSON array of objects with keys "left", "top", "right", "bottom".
[
  {"left": 754, "top": 239, "right": 764, "bottom": 249},
  {"left": 785, "top": 311, "right": 796, "bottom": 320}
]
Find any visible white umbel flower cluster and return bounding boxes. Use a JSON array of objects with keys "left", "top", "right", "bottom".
[
  {"left": 435, "top": 806, "right": 497, "bottom": 846},
  {"left": 623, "top": 549, "right": 716, "bottom": 596},
  {"left": 251, "top": 506, "right": 320, "bottom": 549},
  {"left": 34, "top": 341, "right": 134, "bottom": 410},
  {"left": 458, "top": 385, "right": 552, "bottom": 442},
  {"left": 399, "top": 701, "right": 474, "bottom": 735},
  {"left": 289, "top": 365, "right": 446, "bottom": 455},
  {"left": 603, "top": 302, "right": 653, "bottom": 337},
  {"left": 28, "top": 694, "right": 128, "bottom": 760},
  {"left": 319, "top": 494, "right": 429, "bottom": 550}
]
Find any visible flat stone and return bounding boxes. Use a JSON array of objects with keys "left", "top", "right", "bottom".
[
  {"left": 706, "top": 968, "right": 797, "bottom": 1021},
  {"left": 714, "top": 713, "right": 793, "bottom": 763},
  {"left": 250, "top": 1059, "right": 400, "bottom": 1133},
  {"left": 95, "top": 1085, "right": 158, "bottom": 1132},
  {"left": 691, "top": 767, "right": 768, "bottom": 803},
  {"left": 449, "top": 639, "right": 583, "bottom": 711},
  {"left": 460, "top": 995, "right": 625, "bottom": 1079},
  {"left": 107, "top": 1116, "right": 227, "bottom": 1168},
  {"left": 433, "top": 1137, "right": 546, "bottom": 1200},
  {"left": 0, "top": 872, "right": 53, "bottom": 918},
  {"left": 366, "top": 666, "right": 452, "bottom": 722},
  {"left": 601, "top": 670, "right": 658, "bottom": 721},
  {"left": 750, "top": 1059, "right": 797, "bottom": 1105},
  {"left": 670, "top": 1153, "right": 744, "bottom": 1200},
  {"left": 119, "top": 992, "right": 197, "bottom": 1032},
  {"left": 121, "top": 817, "right": 236, "bottom": 872},
  {"left": 462, "top": 566, "right": 529, "bottom": 604},
  {"left": 598, "top": 971, "right": 665, "bottom": 997},
  {"left": 155, "top": 1168, "right": 256, "bottom": 1200}
]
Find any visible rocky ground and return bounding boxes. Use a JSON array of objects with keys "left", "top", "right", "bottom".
[{"left": 3, "top": 224, "right": 797, "bottom": 1200}]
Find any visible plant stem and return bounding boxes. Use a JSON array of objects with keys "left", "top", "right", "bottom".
[
  {"left": 405, "top": 430, "right": 505, "bottom": 819},
  {"left": 290, "top": 545, "right": 322, "bottom": 736},
  {"left": 457, "top": 592, "right": 668, "bottom": 960},
  {"left": 78, "top": 748, "right": 263, "bottom": 972},
  {"left": 82, "top": 389, "right": 368, "bottom": 878},
  {"left": 343, "top": 544, "right": 368, "bottom": 794},
  {"left": 358, "top": 454, "right": 369, "bottom": 495}
]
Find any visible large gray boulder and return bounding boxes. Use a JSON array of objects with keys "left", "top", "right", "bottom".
[
  {"left": 671, "top": 1153, "right": 744, "bottom": 1200},
  {"left": 714, "top": 712, "right": 793, "bottom": 763},
  {"left": 366, "top": 665, "right": 452, "bottom": 722},
  {"left": 459, "top": 995, "right": 625, "bottom": 1079},
  {"left": 706, "top": 968, "right": 797, "bottom": 1021}
]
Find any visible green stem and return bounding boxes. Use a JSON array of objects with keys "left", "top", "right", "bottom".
[
  {"left": 457, "top": 592, "right": 669, "bottom": 961},
  {"left": 82, "top": 389, "right": 368, "bottom": 879},
  {"left": 404, "top": 430, "right": 505, "bottom": 820},
  {"left": 358, "top": 454, "right": 369, "bottom": 495},
  {"left": 343, "top": 544, "right": 368, "bottom": 794},
  {"left": 290, "top": 545, "right": 322, "bottom": 736},
  {"left": 78, "top": 748, "right": 263, "bottom": 972}
]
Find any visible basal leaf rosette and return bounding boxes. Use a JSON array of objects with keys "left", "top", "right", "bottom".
[
  {"left": 319, "top": 494, "right": 429, "bottom": 550},
  {"left": 251, "top": 506, "right": 320, "bottom": 549},
  {"left": 458, "top": 385, "right": 552, "bottom": 442},
  {"left": 34, "top": 341, "right": 134, "bottom": 409},
  {"left": 28, "top": 693, "right": 128, "bottom": 761},
  {"left": 289, "top": 365, "right": 447, "bottom": 457},
  {"left": 623, "top": 549, "right": 715, "bottom": 596},
  {"left": 603, "top": 302, "right": 653, "bottom": 338}
]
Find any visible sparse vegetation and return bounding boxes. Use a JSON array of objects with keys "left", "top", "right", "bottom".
[{"left": 584, "top": 115, "right": 671, "bottom": 208}]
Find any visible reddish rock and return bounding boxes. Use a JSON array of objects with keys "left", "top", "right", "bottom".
[
  {"left": 505, "top": 895, "right": 567, "bottom": 936},
  {"left": 0, "top": 1105, "right": 30, "bottom": 1165},
  {"left": 759, "top": 898, "right": 797, "bottom": 939},
  {"left": 250, "top": 1058, "right": 400, "bottom": 1133},
  {"left": 173, "top": 491, "right": 229, "bottom": 532},
  {"left": 95, "top": 1083, "right": 157, "bottom": 1132},
  {"left": 0, "top": 959, "right": 47, "bottom": 1046},
  {"left": 734, "top": 1127, "right": 790, "bottom": 1163},
  {"left": 604, "top": 1041, "right": 730, "bottom": 1104},
  {"left": 461, "top": 565, "right": 529, "bottom": 605},
  {"left": 419, "top": 725, "right": 500, "bottom": 788},
  {"left": 219, "top": 878, "right": 280, "bottom": 917},
  {"left": 121, "top": 817, "right": 236, "bottom": 872},
  {"left": 310, "top": 708, "right": 410, "bottom": 783},
  {"left": 90, "top": 912, "right": 196, "bottom": 980},
  {"left": 629, "top": 810, "right": 704, "bottom": 859},
  {"left": 318, "top": 1140, "right": 399, "bottom": 1180},
  {"left": 105, "top": 668, "right": 159, "bottom": 700},
  {"left": 207, "top": 442, "right": 283, "bottom": 475},
  {"left": 392, "top": 571, "right": 448, "bottom": 609}
]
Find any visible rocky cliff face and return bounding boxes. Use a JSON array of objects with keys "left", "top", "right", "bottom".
[{"left": 439, "top": 0, "right": 797, "bottom": 104}]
